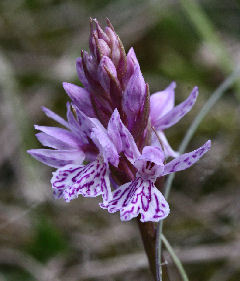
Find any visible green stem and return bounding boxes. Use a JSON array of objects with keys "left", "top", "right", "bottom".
[
  {"left": 155, "top": 220, "right": 163, "bottom": 281},
  {"left": 161, "top": 234, "right": 189, "bottom": 281}
]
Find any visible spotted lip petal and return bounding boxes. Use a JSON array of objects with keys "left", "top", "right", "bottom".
[
  {"left": 106, "top": 177, "right": 169, "bottom": 222},
  {"left": 51, "top": 157, "right": 112, "bottom": 204}
]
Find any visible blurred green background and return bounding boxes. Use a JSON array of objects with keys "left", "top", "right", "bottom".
[{"left": 0, "top": 0, "right": 240, "bottom": 280}]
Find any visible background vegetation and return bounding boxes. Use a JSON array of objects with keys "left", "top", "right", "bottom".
[{"left": 0, "top": 0, "right": 240, "bottom": 280}]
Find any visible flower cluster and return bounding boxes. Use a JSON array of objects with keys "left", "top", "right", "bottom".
[{"left": 28, "top": 19, "right": 211, "bottom": 222}]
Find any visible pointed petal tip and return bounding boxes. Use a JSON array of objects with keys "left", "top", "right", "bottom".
[
  {"left": 62, "top": 81, "right": 69, "bottom": 89},
  {"left": 192, "top": 86, "right": 199, "bottom": 97},
  {"left": 41, "top": 105, "right": 47, "bottom": 112},
  {"left": 26, "top": 149, "right": 33, "bottom": 155},
  {"left": 34, "top": 124, "right": 40, "bottom": 130},
  {"left": 205, "top": 139, "right": 211, "bottom": 149},
  {"left": 169, "top": 81, "right": 176, "bottom": 89}
]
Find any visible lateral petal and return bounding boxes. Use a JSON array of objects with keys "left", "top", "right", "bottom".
[
  {"left": 35, "top": 132, "right": 74, "bottom": 150},
  {"left": 150, "top": 82, "right": 176, "bottom": 127},
  {"left": 34, "top": 125, "right": 81, "bottom": 148},
  {"left": 163, "top": 140, "right": 211, "bottom": 175},
  {"left": 156, "top": 87, "right": 198, "bottom": 130},
  {"left": 27, "top": 149, "right": 85, "bottom": 168}
]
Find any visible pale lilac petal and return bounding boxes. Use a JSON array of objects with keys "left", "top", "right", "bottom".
[
  {"left": 106, "top": 178, "right": 169, "bottom": 222},
  {"left": 90, "top": 125, "right": 119, "bottom": 167},
  {"left": 134, "top": 146, "right": 165, "bottom": 179},
  {"left": 34, "top": 125, "right": 80, "bottom": 148},
  {"left": 27, "top": 149, "right": 85, "bottom": 168},
  {"left": 41, "top": 106, "right": 69, "bottom": 128},
  {"left": 62, "top": 82, "right": 95, "bottom": 117},
  {"left": 107, "top": 109, "right": 140, "bottom": 163},
  {"left": 35, "top": 132, "right": 73, "bottom": 150},
  {"left": 150, "top": 82, "right": 176, "bottom": 127},
  {"left": 163, "top": 140, "right": 211, "bottom": 176},
  {"left": 73, "top": 107, "right": 95, "bottom": 140},
  {"left": 122, "top": 64, "right": 146, "bottom": 129},
  {"left": 156, "top": 87, "right": 199, "bottom": 130},
  {"left": 51, "top": 157, "right": 112, "bottom": 204},
  {"left": 65, "top": 103, "right": 88, "bottom": 146},
  {"left": 151, "top": 130, "right": 179, "bottom": 158},
  {"left": 137, "top": 146, "right": 164, "bottom": 165}
]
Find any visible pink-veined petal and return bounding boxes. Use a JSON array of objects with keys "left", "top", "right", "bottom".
[
  {"left": 51, "top": 156, "right": 112, "bottom": 204},
  {"left": 106, "top": 177, "right": 169, "bottom": 222},
  {"left": 155, "top": 87, "right": 198, "bottom": 130},
  {"left": 150, "top": 82, "right": 176, "bottom": 127},
  {"left": 163, "top": 140, "right": 211, "bottom": 176},
  {"left": 27, "top": 149, "right": 85, "bottom": 168}
]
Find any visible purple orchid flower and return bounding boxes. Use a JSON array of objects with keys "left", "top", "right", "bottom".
[
  {"left": 150, "top": 82, "right": 199, "bottom": 158},
  {"left": 51, "top": 108, "right": 141, "bottom": 204},
  {"left": 106, "top": 123, "right": 211, "bottom": 222},
  {"left": 28, "top": 103, "right": 118, "bottom": 204}
]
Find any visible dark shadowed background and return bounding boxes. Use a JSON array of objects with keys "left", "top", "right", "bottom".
[{"left": 0, "top": 0, "right": 240, "bottom": 280}]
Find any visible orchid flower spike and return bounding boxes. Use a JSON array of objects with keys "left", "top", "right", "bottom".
[{"left": 28, "top": 18, "right": 212, "bottom": 223}]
